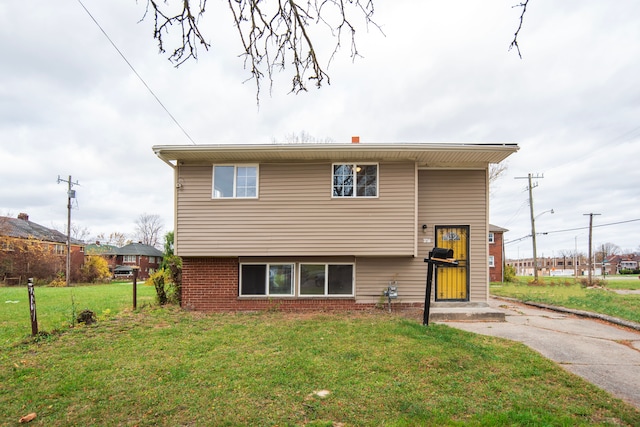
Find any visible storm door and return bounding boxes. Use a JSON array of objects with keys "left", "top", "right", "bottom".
[{"left": 434, "top": 226, "right": 469, "bottom": 301}]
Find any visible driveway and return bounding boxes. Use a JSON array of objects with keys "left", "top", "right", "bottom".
[{"left": 439, "top": 297, "right": 640, "bottom": 409}]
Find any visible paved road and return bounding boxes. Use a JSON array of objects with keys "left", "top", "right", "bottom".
[{"left": 440, "top": 297, "right": 640, "bottom": 409}]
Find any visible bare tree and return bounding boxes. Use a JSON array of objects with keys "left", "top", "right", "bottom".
[
  {"left": 142, "top": 0, "right": 379, "bottom": 100},
  {"left": 71, "top": 224, "right": 91, "bottom": 242},
  {"left": 595, "top": 242, "right": 621, "bottom": 263},
  {"left": 135, "top": 213, "right": 164, "bottom": 248},
  {"left": 489, "top": 162, "right": 508, "bottom": 185},
  {"left": 272, "top": 130, "right": 335, "bottom": 144},
  {"left": 91, "top": 232, "right": 129, "bottom": 247},
  {"left": 488, "top": 161, "right": 509, "bottom": 198}
]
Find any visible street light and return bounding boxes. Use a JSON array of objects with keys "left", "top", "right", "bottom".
[{"left": 531, "top": 208, "right": 553, "bottom": 282}]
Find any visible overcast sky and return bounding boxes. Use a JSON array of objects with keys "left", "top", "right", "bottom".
[{"left": 1, "top": 0, "right": 639, "bottom": 259}]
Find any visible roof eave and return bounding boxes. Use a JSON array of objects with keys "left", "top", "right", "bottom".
[{"left": 152, "top": 143, "right": 519, "bottom": 166}]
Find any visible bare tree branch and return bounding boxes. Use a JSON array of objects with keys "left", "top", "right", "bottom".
[
  {"left": 144, "top": 0, "right": 211, "bottom": 66},
  {"left": 509, "top": 0, "right": 529, "bottom": 59},
  {"left": 141, "top": 0, "right": 379, "bottom": 102}
]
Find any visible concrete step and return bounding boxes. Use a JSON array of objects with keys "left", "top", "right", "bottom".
[{"left": 429, "top": 306, "right": 506, "bottom": 322}]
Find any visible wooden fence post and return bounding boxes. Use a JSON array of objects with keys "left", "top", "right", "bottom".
[{"left": 27, "top": 278, "right": 38, "bottom": 336}]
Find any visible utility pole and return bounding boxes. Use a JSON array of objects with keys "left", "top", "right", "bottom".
[
  {"left": 583, "top": 213, "right": 600, "bottom": 285},
  {"left": 515, "top": 173, "right": 544, "bottom": 282},
  {"left": 57, "top": 175, "right": 79, "bottom": 287}
]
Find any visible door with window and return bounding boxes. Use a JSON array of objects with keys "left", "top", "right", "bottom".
[{"left": 434, "top": 225, "right": 469, "bottom": 301}]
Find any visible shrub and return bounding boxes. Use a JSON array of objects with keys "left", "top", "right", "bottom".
[
  {"left": 149, "top": 270, "right": 168, "bottom": 305},
  {"left": 49, "top": 274, "right": 67, "bottom": 287},
  {"left": 578, "top": 278, "right": 606, "bottom": 287},
  {"left": 503, "top": 264, "right": 516, "bottom": 282},
  {"left": 80, "top": 256, "right": 111, "bottom": 283}
]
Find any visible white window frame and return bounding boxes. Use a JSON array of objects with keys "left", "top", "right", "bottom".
[
  {"left": 489, "top": 255, "right": 495, "bottom": 268},
  {"left": 298, "top": 263, "right": 355, "bottom": 297},
  {"left": 212, "top": 164, "right": 259, "bottom": 199},
  {"left": 488, "top": 232, "right": 495, "bottom": 244},
  {"left": 123, "top": 255, "right": 136, "bottom": 263},
  {"left": 331, "top": 163, "right": 378, "bottom": 198},
  {"left": 239, "top": 263, "right": 295, "bottom": 296}
]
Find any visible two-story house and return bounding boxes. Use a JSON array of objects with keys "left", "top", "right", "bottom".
[
  {"left": 0, "top": 213, "right": 85, "bottom": 284},
  {"left": 488, "top": 224, "right": 508, "bottom": 282},
  {"left": 92, "top": 242, "right": 164, "bottom": 280},
  {"left": 153, "top": 141, "right": 518, "bottom": 313}
]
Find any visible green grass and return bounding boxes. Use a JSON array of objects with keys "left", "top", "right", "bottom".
[
  {"left": 491, "top": 277, "right": 640, "bottom": 323},
  {"left": 1, "top": 285, "right": 639, "bottom": 426},
  {"left": 0, "top": 283, "right": 156, "bottom": 348},
  {"left": 604, "top": 277, "right": 640, "bottom": 290}
]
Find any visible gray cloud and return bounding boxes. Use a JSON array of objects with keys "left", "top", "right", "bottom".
[{"left": 1, "top": 0, "right": 638, "bottom": 254}]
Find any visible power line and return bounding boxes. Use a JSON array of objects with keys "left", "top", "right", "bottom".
[
  {"left": 505, "top": 218, "right": 640, "bottom": 245},
  {"left": 76, "top": 0, "right": 197, "bottom": 145}
]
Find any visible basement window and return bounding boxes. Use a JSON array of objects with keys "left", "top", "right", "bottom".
[
  {"left": 240, "top": 264, "right": 294, "bottom": 296},
  {"left": 299, "top": 264, "right": 354, "bottom": 296}
]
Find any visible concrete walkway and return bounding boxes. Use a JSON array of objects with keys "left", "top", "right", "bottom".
[{"left": 438, "top": 297, "right": 640, "bottom": 409}]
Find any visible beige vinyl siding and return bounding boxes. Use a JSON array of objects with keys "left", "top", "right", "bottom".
[
  {"left": 175, "top": 162, "right": 415, "bottom": 257},
  {"left": 418, "top": 169, "right": 488, "bottom": 302},
  {"left": 354, "top": 169, "right": 488, "bottom": 304}
]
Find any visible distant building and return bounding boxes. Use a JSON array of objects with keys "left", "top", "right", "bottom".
[
  {"left": 507, "top": 254, "right": 588, "bottom": 277},
  {"left": 88, "top": 242, "right": 163, "bottom": 280},
  {"left": 488, "top": 224, "right": 507, "bottom": 282},
  {"left": 0, "top": 213, "right": 84, "bottom": 284},
  {"left": 605, "top": 254, "right": 640, "bottom": 274}
]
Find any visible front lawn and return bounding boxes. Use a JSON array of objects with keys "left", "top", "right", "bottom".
[{"left": 1, "top": 284, "right": 638, "bottom": 425}]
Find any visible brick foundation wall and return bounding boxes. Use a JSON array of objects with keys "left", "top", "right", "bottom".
[{"left": 181, "top": 257, "right": 424, "bottom": 312}]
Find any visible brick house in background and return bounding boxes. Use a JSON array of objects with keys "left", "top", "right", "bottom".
[
  {"left": 0, "top": 213, "right": 85, "bottom": 284},
  {"left": 605, "top": 254, "right": 640, "bottom": 274},
  {"left": 95, "top": 242, "right": 164, "bottom": 280},
  {"left": 488, "top": 224, "right": 508, "bottom": 282}
]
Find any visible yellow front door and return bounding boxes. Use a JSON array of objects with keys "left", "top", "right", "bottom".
[{"left": 435, "top": 226, "right": 469, "bottom": 301}]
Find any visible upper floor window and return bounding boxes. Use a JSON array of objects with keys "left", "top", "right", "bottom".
[
  {"left": 488, "top": 232, "right": 495, "bottom": 244},
  {"left": 332, "top": 163, "right": 378, "bottom": 198},
  {"left": 213, "top": 165, "right": 258, "bottom": 198},
  {"left": 123, "top": 255, "right": 136, "bottom": 263}
]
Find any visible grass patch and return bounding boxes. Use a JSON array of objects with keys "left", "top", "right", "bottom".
[
  {"left": 0, "top": 283, "right": 156, "bottom": 347},
  {"left": 2, "top": 307, "right": 639, "bottom": 426},
  {"left": 604, "top": 277, "right": 640, "bottom": 290},
  {"left": 491, "top": 277, "right": 640, "bottom": 323}
]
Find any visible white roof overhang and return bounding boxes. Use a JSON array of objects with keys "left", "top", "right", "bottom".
[{"left": 153, "top": 143, "right": 519, "bottom": 168}]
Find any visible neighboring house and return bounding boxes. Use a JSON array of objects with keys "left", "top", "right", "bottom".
[
  {"left": 488, "top": 224, "right": 508, "bottom": 282},
  {"left": 0, "top": 213, "right": 84, "bottom": 284},
  {"left": 153, "top": 141, "right": 518, "bottom": 312},
  {"left": 605, "top": 254, "right": 640, "bottom": 274},
  {"left": 96, "top": 242, "right": 164, "bottom": 280}
]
